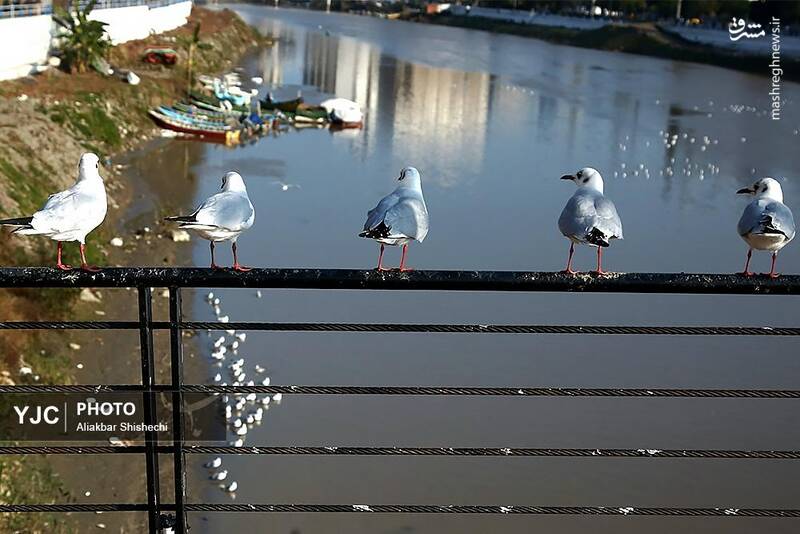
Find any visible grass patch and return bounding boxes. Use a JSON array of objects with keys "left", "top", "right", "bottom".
[
  {"left": 0, "top": 457, "right": 70, "bottom": 533},
  {"left": 48, "top": 94, "right": 121, "bottom": 150},
  {"left": 0, "top": 159, "right": 51, "bottom": 215}
]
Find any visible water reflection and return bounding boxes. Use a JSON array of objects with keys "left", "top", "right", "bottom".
[
  {"left": 243, "top": 5, "right": 799, "bottom": 214},
  {"left": 173, "top": 6, "right": 800, "bottom": 533}
]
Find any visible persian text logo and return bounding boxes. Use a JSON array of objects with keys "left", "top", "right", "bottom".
[{"left": 728, "top": 18, "right": 765, "bottom": 41}]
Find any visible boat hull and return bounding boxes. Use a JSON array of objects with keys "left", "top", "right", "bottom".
[{"left": 148, "top": 110, "right": 240, "bottom": 144}]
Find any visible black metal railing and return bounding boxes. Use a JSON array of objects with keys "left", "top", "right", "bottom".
[{"left": 1, "top": 267, "right": 799, "bottom": 533}]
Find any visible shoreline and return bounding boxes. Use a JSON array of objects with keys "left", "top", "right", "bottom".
[
  {"left": 404, "top": 13, "right": 800, "bottom": 82},
  {"left": 0, "top": 8, "right": 267, "bottom": 532}
]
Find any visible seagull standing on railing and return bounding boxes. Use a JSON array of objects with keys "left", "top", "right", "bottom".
[
  {"left": 359, "top": 167, "right": 429, "bottom": 271},
  {"left": 558, "top": 167, "right": 623, "bottom": 275},
  {"left": 736, "top": 177, "right": 795, "bottom": 277},
  {"left": 165, "top": 171, "right": 255, "bottom": 271},
  {"left": 0, "top": 153, "right": 107, "bottom": 272}
]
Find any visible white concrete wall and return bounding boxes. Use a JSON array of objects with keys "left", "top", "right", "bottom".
[
  {"left": 148, "top": 1, "right": 193, "bottom": 35},
  {"left": 89, "top": 1, "right": 192, "bottom": 45},
  {"left": 89, "top": 5, "right": 152, "bottom": 44},
  {"left": 0, "top": 15, "right": 53, "bottom": 81},
  {"left": 0, "top": 1, "right": 192, "bottom": 80}
]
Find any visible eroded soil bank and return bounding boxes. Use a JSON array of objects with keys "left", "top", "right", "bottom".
[{"left": 0, "top": 9, "right": 268, "bottom": 532}]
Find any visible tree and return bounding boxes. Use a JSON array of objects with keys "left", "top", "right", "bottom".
[
  {"left": 53, "top": 0, "right": 111, "bottom": 74},
  {"left": 177, "top": 24, "right": 212, "bottom": 93}
]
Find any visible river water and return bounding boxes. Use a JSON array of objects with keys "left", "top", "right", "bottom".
[{"left": 138, "top": 6, "right": 800, "bottom": 533}]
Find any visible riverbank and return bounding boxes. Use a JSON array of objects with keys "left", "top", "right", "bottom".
[
  {"left": 0, "top": 7, "right": 266, "bottom": 532},
  {"left": 409, "top": 13, "right": 800, "bottom": 81}
]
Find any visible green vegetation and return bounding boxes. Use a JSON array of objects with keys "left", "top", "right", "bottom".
[
  {"left": 48, "top": 93, "right": 121, "bottom": 150},
  {"left": 0, "top": 457, "right": 70, "bottom": 533},
  {"left": 53, "top": 0, "right": 112, "bottom": 74}
]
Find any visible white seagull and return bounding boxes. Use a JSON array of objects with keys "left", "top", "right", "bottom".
[
  {"left": 736, "top": 177, "right": 795, "bottom": 277},
  {"left": 359, "top": 167, "right": 429, "bottom": 271},
  {"left": 165, "top": 171, "right": 255, "bottom": 271},
  {"left": 0, "top": 153, "right": 107, "bottom": 271},
  {"left": 558, "top": 167, "right": 623, "bottom": 274}
]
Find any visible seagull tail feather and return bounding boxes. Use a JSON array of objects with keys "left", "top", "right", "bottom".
[
  {"left": 0, "top": 216, "right": 33, "bottom": 227},
  {"left": 164, "top": 215, "right": 196, "bottom": 223},
  {"left": 359, "top": 221, "right": 391, "bottom": 240}
]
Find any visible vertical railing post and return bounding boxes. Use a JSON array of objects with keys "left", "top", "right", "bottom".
[
  {"left": 169, "top": 287, "right": 187, "bottom": 533},
  {"left": 138, "top": 287, "right": 161, "bottom": 534}
]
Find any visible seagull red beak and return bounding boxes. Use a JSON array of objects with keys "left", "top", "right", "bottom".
[{"left": 560, "top": 174, "right": 575, "bottom": 181}]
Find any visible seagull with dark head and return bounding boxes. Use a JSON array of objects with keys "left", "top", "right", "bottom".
[
  {"left": 736, "top": 177, "right": 795, "bottom": 277},
  {"left": 0, "top": 152, "right": 107, "bottom": 271},
  {"left": 359, "top": 167, "right": 428, "bottom": 271},
  {"left": 165, "top": 171, "right": 255, "bottom": 271},
  {"left": 558, "top": 167, "right": 623, "bottom": 275}
]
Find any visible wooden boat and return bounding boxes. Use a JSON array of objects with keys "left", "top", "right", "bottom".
[
  {"left": 261, "top": 95, "right": 303, "bottom": 113},
  {"left": 142, "top": 47, "right": 177, "bottom": 65},
  {"left": 295, "top": 104, "right": 329, "bottom": 121},
  {"left": 329, "top": 121, "right": 364, "bottom": 131},
  {"left": 158, "top": 106, "right": 229, "bottom": 125},
  {"left": 148, "top": 110, "right": 241, "bottom": 144},
  {"left": 173, "top": 102, "right": 232, "bottom": 119},
  {"left": 329, "top": 106, "right": 364, "bottom": 129},
  {"left": 189, "top": 90, "right": 249, "bottom": 113}
]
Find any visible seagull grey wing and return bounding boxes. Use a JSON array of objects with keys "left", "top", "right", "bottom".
[
  {"left": 29, "top": 188, "right": 82, "bottom": 232},
  {"left": 737, "top": 199, "right": 794, "bottom": 239},
  {"left": 195, "top": 192, "right": 255, "bottom": 232},
  {"left": 558, "top": 195, "right": 592, "bottom": 241},
  {"left": 362, "top": 193, "right": 399, "bottom": 232},
  {"left": 593, "top": 195, "right": 623, "bottom": 240},
  {"left": 737, "top": 201, "right": 763, "bottom": 237},
  {"left": 760, "top": 201, "right": 795, "bottom": 240},
  {"left": 382, "top": 196, "right": 429, "bottom": 242}
]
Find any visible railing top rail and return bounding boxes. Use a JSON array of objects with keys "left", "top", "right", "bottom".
[
  {"left": 0, "top": 268, "right": 798, "bottom": 294},
  {"left": 0, "top": 2, "right": 52, "bottom": 18}
]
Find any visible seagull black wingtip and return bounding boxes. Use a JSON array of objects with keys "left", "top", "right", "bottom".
[
  {"left": 0, "top": 217, "right": 34, "bottom": 226},
  {"left": 164, "top": 215, "right": 197, "bottom": 222}
]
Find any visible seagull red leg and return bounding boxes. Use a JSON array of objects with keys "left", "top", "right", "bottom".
[
  {"left": 231, "top": 242, "right": 252, "bottom": 272},
  {"left": 398, "top": 243, "right": 412, "bottom": 272},
  {"left": 376, "top": 244, "right": 389, "bottom": 271},
  {"left": 210, "top": 242, "right": 221, "bottom": 270},
  {"left": 79, "top": 243, "right": 101, "bottom": 272},
  {"left": 593, "top": 246, "right": 606, "bottom": 275},
  {"left": 740, "top": 249, "right": 753, "bottom": 277},
  {"left": 561, "top": 243, "right": 576, "bottom": 274},
  {"left": 768, "top": 252, "right": 779, "bottom": 278},
  {"left": 56, "top": 242, "right": 72, "bottom": 271}
]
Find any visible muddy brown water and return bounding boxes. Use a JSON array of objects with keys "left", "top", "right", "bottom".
[{"left": 29, "top": 5, "right": 800, "bottom": 533}]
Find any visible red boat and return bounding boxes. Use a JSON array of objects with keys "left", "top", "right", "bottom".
[
  {"left": 148, "top": 110, "right": 241, "bottom": 145},
  {"left": 142, "top": 48, "right": 177, "bottom": 65}
]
